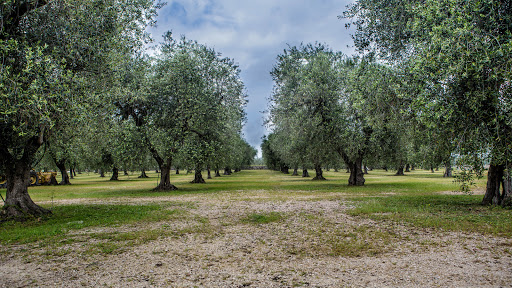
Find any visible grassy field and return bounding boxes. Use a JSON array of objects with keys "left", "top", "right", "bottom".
[
  {"left": 1, "top": 168, "right": 510, "bottom": 246},
  {"left": 2, "top": 169, "right": 512, "bottom": 287}
]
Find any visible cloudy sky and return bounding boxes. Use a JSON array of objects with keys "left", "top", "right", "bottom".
[{"left": 148, "top": 0, "right": 356, "bottom": 156}]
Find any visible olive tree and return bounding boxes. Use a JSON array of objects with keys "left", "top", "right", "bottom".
[
  {"left": 117, "top": 35, "right": 247, "bottom": 190},
  {"left": 0, "top": 0, "right": 160, "bottom": 219},
  {"left": 269, "top": 44, "right": 344, "bottom": 180}
]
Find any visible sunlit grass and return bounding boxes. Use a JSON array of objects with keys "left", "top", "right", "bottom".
[
  {"left": 1, "top": 167, "right": 508, "bottom": 249},
  {"left": 8, "top": 168, "right": 470, "bottom": 202}
]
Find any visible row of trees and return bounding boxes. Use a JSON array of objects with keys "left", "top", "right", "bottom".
[
  {"left": 264, "top": 0, "right": 512, "bottom": 206},
  {"left": 264, "top": 45, "right": 415, "bottom": 185},
  {"left": 0, "top": 1, "right": 255, "bottom": 220}
]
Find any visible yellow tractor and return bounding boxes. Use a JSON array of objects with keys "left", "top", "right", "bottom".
[
  {"left": 29, "top": 171, "right": 58, "bottom": 186},
  {"left": 0, "top": 171, "right": 57, "bottom": 188}
]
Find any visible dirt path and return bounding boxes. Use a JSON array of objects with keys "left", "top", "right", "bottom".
[{"left": 1, "top": 196, "right": 511, "bottom": 287}]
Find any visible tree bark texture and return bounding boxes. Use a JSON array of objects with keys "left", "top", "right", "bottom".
[
  {"left": 207, "top": 168, "right": 212, "bottom": 179},
  {"left": 215, "top": 169, "right": 221, "bottom": 177},
  {"left": 347, "top": 157, "right": 365, "bottom": 186},
  {"left": 482, "top": 164, "right": 512, "bottom": 206},
  {"left": 292, "top": 168, "right": 299, "bottom": 176},
  {"left": 55, "top": 160, "right": 71, "bottom": 185},
  {"left": 154, "top": 163, "right": 177, "bottom": 191},
  {"left": 312, "top": 164, "right": 326, "bottom": 181},
  {"left": 280, "top": 166, "right": 289, "bottom": 174},
  {"left": 302, "top": 168, "right": 310, "bottom": 177},
  {"left": 1, "top": 154, "right": 50, "bottom": 220}
]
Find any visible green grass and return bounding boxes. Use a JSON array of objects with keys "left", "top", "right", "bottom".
[
  {"left": 0, "top": 204, "right": 180, "bottom": 244},
  {"left": 1, "top": 168, "right": 510, "bottom": 250},
  {"left": 242, "top": 212, "right": 283, "bottom": 224},
  {"left": 348, "top": 194, "right": 512, "bottom": 236},
  {"left": 11, "top": 169, "right": 461, "bottom": 202}
]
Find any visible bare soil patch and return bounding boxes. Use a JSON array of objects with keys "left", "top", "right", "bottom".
[{"left": 1, "top": 196, "right": 511, "bottom": 287}]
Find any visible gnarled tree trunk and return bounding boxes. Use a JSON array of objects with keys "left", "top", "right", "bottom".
[
  {"left": 55, "top": 160, "right": 71, "bottom": 185},
  {"left": 154, "top": 161, "right": 177, "bottom": 191},
  {"left": 280, "top": 165, "right": 289, "bottom": 174},
  {"left": 347, "top": 157, "right": 365, "bottom": 186},
  {"left": 1, "top": 139, "right": 50, "bottom": 220},
  {"left": 110, "top": 167, "right": 119, "bottom": 181},
  {"left": 395, "top": 163, "right": 405, "bottom": 176},
  {"left": 191, "top": 167, "right": 206, "bottom": 184},
  {"left": 482, "top": 164, "right": 512, "bottom": 206},
  {"left": 2, "top": 164, "right": 50, "bottom": 220},
  {"left": 215, "top": 169, "right": 221, "bottom": 177},
  {"left": 292, "top": 167, "right": 298, "bottom": 176},
  {"left": 138, "top": 168, "right": 149, "bottom": 178},
  {"left": 312, "top": 164, "right": 326, "bottom": 181},
  {"left": 207, "top": 167, "right": 212, "bottom": 179},
  {"left": 302, "top": 168, "right": 310, "bottom": 177}
]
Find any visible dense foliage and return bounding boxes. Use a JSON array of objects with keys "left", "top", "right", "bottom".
[{"left": 343, "top": 0, "right": 512, "bottom": 205}]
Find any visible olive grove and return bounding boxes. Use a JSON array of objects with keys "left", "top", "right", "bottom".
[{"left": 343, "top": 0, "right": 512, "bottom": 205}]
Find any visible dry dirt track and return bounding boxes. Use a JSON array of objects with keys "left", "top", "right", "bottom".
[{"left": 1, "top": 195, "right": 512, "bottom": 287}]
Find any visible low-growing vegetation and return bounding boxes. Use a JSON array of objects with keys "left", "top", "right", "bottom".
[
  {"left": 1, "top": 169, "right": 509, "bottom": 246},
  {"left": 1, "top": 169, "right": 511, "bottom": 287}
]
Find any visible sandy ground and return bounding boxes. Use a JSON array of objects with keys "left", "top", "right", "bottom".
[{"left": 1, "top": 195, "right": 511, "bottom": 288}]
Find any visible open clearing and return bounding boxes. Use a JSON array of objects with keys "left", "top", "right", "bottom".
[{"left": 1, "top": 170, "right": 511, "bottom": 287}]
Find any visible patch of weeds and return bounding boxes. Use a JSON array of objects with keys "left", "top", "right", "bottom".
[
  {"left": 242, "top": 212, "right": 283, "bottom": 224},
  {"left": 325, "top": 225, "right": 396, "bottom": 257},
  {"left": 286, "top": 214, "right": 399, "bottom": 258},
  {"left": 40, "top": 248, "right": 73, "bottom": 259},
  {"left": 87, "top": 242, "right": 125, "bottom": 255}
]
